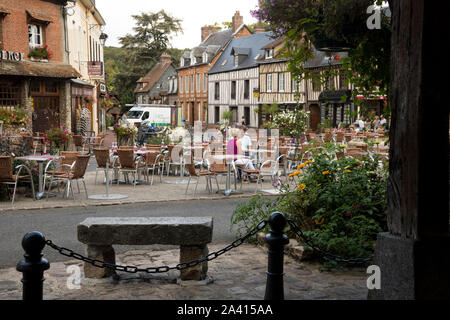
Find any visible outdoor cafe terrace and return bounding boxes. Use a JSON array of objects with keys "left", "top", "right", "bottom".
[{"left": 0, "top": 127, "right": 389, "bottom": 211}]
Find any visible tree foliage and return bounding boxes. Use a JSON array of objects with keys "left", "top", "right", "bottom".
[{"left": 104, "top": 10, "right": 183, "bottom": 107}]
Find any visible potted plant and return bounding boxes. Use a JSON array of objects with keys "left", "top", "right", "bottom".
[{"left": 44, "top": 127, "right": 71, "bottom": 154}]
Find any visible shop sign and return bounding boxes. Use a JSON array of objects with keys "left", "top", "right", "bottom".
[
  {"left": 0, "top": 50, "right": 25, "bottom": 62},
  {"left": 88, "top": 61, "right": 103, "bottom": 76}
]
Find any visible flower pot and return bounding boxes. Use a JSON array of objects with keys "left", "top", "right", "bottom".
[{"left": 30, "top": 57, "right": 48, "bottom": 62}]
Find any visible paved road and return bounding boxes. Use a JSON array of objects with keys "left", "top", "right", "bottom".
[{"left": 0, "top": 199, "right": 249, "bottom": 268}]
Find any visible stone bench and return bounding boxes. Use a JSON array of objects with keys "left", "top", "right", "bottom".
[{"left": 77, "top": 217, "right": 213, "bottom": 281}]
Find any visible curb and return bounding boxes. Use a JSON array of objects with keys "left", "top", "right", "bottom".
[{"left": 0, "top": 192, "right": 278, "bottom": 214}]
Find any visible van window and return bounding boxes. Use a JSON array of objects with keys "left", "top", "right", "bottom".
[
  {"left": 142, "top": 112, "right": 149, "bottom": 120},
  {"left": 127, "top": 110, "right": 143, "bottom": 119}
]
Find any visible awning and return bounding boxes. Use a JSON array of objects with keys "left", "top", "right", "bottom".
[
  {"left": 319, "top": 89, "right": 352, "bottom": 103},
  {"left": 70, "top": 78, "right": 94, "bottom": 88},
  {"left": 0, "top": 60, "right": 81, "bottom": 78},
  {"left": 26, "top": 10, "right": 53, "bottom": 24}
]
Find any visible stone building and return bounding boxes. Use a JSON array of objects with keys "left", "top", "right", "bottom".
[
  {"left": 0, "top": 0, "right": 80, "bottom": 134},
  {"left": 177, "top": 11, "right": 252, "bottom": 127}
]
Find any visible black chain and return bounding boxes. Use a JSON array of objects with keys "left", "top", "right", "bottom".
[
  {"left": 45, "top": 220, "right": 268, "bottom": 274},
  {"left": 287, "top": 219, "right": 373, "bottom": 264}
]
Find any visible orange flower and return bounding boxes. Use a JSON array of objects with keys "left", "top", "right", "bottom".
[
  {"left": 288, "top": 171, "right": 301, "bottom": 177},
  {"left": 322, "top": 170, "right": 330, "bottom": 175},
  {"left": 297, "top": 184, "right": 306, "bottom": 191}
]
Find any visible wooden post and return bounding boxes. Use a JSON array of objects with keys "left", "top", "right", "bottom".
[{"left": 369, "top": 0, "right": 450, "bottom": 300}]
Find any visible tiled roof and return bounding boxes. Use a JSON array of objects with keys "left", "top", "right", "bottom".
[
  {"left": 0, "top": 60, "right": 81, "bottom": 78},
  {"left": 134, "top": 59, "right": 172, "bottom": 93}
]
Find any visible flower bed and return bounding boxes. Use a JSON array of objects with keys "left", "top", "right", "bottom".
[{"left": 231, "top": 142, "right": 388, "bottom": 268}]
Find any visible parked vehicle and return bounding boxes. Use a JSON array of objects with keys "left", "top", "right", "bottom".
[{"left": 124, "top": 104, "right": 179, "bottom": 128}]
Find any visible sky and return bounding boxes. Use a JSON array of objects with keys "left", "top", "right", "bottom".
[{"left": 95, "top": 0, "right": 260, "bottom": 49}]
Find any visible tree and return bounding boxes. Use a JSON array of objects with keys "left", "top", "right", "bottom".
[
  {"left": 107, "top": 10, "right": 183, "bottom": 106},
  {"left": 251, "top": 0, "right": 392, "bottom": 115}
]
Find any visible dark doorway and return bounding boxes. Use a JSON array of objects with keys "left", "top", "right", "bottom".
[{"left": 309, "top": 104, "right": 320, "bottom": 131}]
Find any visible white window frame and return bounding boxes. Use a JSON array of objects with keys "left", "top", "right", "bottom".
[
  {"left": 28, "top": 24, "right": 43, "bottom": 49},
  {"left": 202, "top": 52, "right": 208, "bottom": 63},
  {"left": 292, "top": 76, "right": 299, "bottom": 93},
  {"left": 203, "top": 74, "right": 207, "bottom": 93},
  {"left": 267, "top": 74, "right": 272, "bottom": 92},
  {"left": 185, "top": 76, "right": 189, "bottom": 93},
  {"left": 279, "top": 73, "right": 285, "bottom": 92}
]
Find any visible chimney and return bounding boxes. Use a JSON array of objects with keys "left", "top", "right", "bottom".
[
  {"left": 160, "top": 52, "right": 172, "bottom": 63},
  {"left": 254, "top": 24, "right": 266, "bottom": 34},
  {"left": 201, "top": 25, "right": 219, "bottom": 42},
  {"left": 232, "top": 11, "right": 244, "bottom": 33}
]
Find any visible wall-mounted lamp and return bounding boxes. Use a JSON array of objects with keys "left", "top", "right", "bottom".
[{"left": 99, "top": 33, "right": 108, "bottom": 46}]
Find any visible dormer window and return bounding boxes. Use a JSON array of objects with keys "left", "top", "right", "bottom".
[
  {"left": 202, "top": 52, "right": 208, "bottom": 63},
  {"left": 234, "top": 54, "right": 239, "bottom": 67},
  {"left": 265, "top": 48, "right": 274, "bottom": 60},
  {"left": 180, "top": 59, "right": 184, "bottom": 67}
]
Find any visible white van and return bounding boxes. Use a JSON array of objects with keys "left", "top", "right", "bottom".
[{"left": 124, "top": 104, "right": 177, "bottom": 127}]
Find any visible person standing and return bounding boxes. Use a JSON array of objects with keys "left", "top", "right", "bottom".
[
  {"left": 239, "top": 126, "right": 252, "bottom": 157},
  {"left": 241, "top": 116, "right": 247, "bottom": 126}
]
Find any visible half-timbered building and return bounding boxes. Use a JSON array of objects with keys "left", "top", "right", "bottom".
[
  {"left": 177, "top": 11, "right": 252, "bottom": 127},
  {"left": 207, "top": 31, "right": 274, "bottom": 128},
  {"left": 257, "top": 37, "right": 306, "bottom": 127},
  {"left": 303, "top": 48, "right": 354, "bottom": 130}
]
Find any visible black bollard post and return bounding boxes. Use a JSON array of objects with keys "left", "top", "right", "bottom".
[
  {"left": 16, "top": 232, "right": 50, "bottom": 301},
  {"left": 264, "top": 212, "right": 289, "bottom": 300}
]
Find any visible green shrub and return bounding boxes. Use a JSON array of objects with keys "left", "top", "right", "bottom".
[{"left": 231, "top": 142, "right": 388, "bottom": 268}]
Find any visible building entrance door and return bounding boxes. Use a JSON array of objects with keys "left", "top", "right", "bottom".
[
  {"left": 309, "top": 104, "right": 320, "bottom": 131},
  {"left": 31, "top": 80, "right": 60, "bottom": 133}
]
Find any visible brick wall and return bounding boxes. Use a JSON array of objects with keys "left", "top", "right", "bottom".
[{"left": 0, "top": 0, "right": 64, "bottom": 62}]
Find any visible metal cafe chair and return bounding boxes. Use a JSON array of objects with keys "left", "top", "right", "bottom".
[{"left": 0, "top": 156, "right": 35, "bottom": 205}]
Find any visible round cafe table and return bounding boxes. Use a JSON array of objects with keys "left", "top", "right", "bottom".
[
  {"left": 210, "top": 154, "right": 246, "bottom": 196},
  {"left": 15, "top": 154, "right": 61, "bottom": 200}
]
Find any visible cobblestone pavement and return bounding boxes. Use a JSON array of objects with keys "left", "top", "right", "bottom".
[{"left": 0, "top": 244, "right": 368, "bottom": 300}]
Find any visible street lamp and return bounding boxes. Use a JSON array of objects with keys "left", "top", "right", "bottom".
[{"left": 99, "top": 33, "right": 108, "bottom": 47}]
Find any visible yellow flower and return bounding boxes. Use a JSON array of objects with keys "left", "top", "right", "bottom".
[
  {"left": 297, "top": 184, "right": 306, "bottom": 191},
  {"left": 322, "top": 170, "right": 330, "bottom": 175},
  {"left": 345, "top": 170, "right": 351, "bottom": 173},
  {"left": 288, "top": 171, "right": 301, "bottom": 177},
  {"left": 314, "top": 218, "right": 325, "bottom": 225},
  {"left": 305, "top": 160, "right": 313, "bottom": 164}
]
